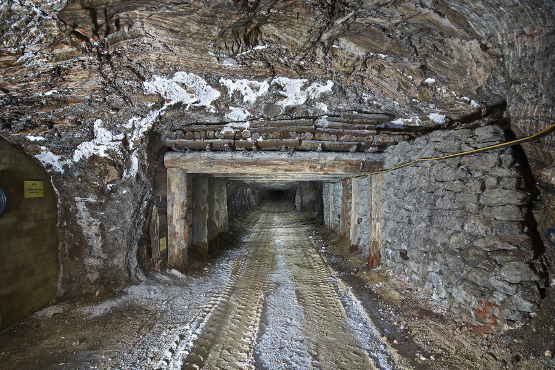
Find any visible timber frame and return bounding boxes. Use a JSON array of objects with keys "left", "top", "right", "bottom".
[{"left": 164, "top": 150, "right": 384, "bottom": 273}]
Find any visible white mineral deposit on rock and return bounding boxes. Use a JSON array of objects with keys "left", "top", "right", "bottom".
[
  {"left": 144, "top": 72, "right": 220, "bottom": 110},
  {"left": 220, "top": 78, "right": 270, "bottom": 103},
  {"left": 73, "top": 120, "right": 124, "bottom": 162},
  {"left": 226, "top": 106, "right": 252, "bottom": 121},
  {"left": 428, "top": 113, "right": 446, "bottom": 124}
]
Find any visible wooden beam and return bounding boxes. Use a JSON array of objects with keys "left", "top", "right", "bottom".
[
  {"left": 250, "top": 119, "right": 314, "bottom": 128},
  {"left": 216, "top": 175, "right": 346, "bottom": 182},
  {"left": 164, "top": 152, "right": 383, "bottom": 177},
  {"left": 350, "top": 177, "right": 360, "bottom": 253},
  {"left": 167, "top": 139, "right": 233, "bottom": 150},
  {"left": 167, "top": 168, "right": 188, "bottom": 274},
  {"left": 340, "top": 179, "right": 349, "bottom": 238},
  {"left": 257, "top": 139, "right": 300, "bottom": 150},
  {"left": 369, "top": 173, "right": 383, "bottom": 269}
]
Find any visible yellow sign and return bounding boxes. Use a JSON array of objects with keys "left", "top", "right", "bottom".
[
  {"left": 159, "top": 237, "right": 167, "bottom": 252},
  {"left": 24, "top": 181, "right": 44, "bottom": 198}
]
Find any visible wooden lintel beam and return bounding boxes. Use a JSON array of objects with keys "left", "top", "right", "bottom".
[
  {"left": 250, "top": 119, "right": 314, "bottom": 128},
  {"left": 214, "top": 175, "right": 347, "bottom": 182},
  {"left": 164, "top": 151, "right": 384, "bottom": 176}
]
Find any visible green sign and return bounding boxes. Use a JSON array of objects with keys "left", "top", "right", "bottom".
[{"left": 159, "top": 237, "right": 167, "bottom": 251}]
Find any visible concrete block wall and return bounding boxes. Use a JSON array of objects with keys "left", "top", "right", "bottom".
[
  {"left": 381, "top": 125, "right": 545, "bottom": 329},
  {"left": 0, "top": 138, "right": 59, "bottom": 331}
]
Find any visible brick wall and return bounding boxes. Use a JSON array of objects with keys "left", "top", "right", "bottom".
[{"left": 0, "top": 138, "right": 59, "bottom": 331}]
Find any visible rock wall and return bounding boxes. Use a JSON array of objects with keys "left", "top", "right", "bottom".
[
  {"left": 227, "top": 183, "right": 261, "bottom": 220},
  {"left": 295, "top": 181, "right": 322, "bottom": 219},
  {"left": 207, "top": 178, "right": 228, "bottom": 247},
  {"left": 381, "top": 125, "right": 547, "bottom": 329}
]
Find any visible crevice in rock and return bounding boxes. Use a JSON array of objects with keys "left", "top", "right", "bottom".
[{"left": 504, "top": 125, "right": 549, "bottom": 299}]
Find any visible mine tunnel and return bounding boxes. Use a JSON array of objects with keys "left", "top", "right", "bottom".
[
  {"left": 159, "top": 145, "right": 385, "bottom": 276},
  {"left": 1, "top": 0, "right": 555, "bottom": 368}
]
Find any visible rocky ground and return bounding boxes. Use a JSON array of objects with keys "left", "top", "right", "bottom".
[
  {"left": 320, "top": 232, "right": 555, "bottom": 369},
  {"left": 0, "top": 204, "right": 554, "bottom": 370}
]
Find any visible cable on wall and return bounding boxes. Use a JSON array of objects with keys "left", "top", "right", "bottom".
[{"left": 329, "top": 121, "right": 555, "bottom": 184}]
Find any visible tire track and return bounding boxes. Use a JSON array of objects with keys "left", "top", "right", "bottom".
[
  {"left": 277, "top": 211, "right": 377, "bottom": 370},
  {"left": 180, "top": 209, "right": 275, "bottom": 369},
  {"left": 151, "top": 201, "right": 395, "bottom": 370}
]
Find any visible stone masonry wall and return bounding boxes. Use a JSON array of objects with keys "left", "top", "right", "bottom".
[{"left": 381, "top": 125, "right": 546, "bottom": 329}]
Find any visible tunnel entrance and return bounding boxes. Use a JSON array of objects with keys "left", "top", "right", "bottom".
[
  {"left": 262, "top": 189, "right": 290, "bottom": 200},
  {"left": 0, "top": 137, "right": 59, "bottom": 331},
  {"left": 227, "top": 181, "right": 324, "bottom": 220},
  {"left": 162, "top": 151, "right": 384, "bottom": 273}
]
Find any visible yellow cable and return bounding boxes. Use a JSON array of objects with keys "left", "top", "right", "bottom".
[{"left": 330, "top": 122, "right": 555, "bottom": 183}]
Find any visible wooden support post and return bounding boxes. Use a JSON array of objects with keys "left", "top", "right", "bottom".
[
  {"left": 219, "top": 178, "right": 228, "bottom": 233},
  {"left": 149, "top": 206, "right": 161, "bottom": 271},
  {"left": 350, "top": 177, "right": 360, "bottom": 252},
  {"left": 295, "top": 186, "right": 302, "bottom": 212},
  {"left": 322, "top": 183, "right": 329, "bottom": 229},
  {"left": 368, "top": 173, "right": 382, "bottom": 269},
  {"left": 167, "top": 167, "right": 188, "bottom": 274},
  {"left": 207, "top": 177, "right": 228, "bottom": 250},
  {"left": 340, "top": 179, "right": 349, "bottom": 238},
  {"left": 192, "top": 174, "right": 209, "bottom": 256},
  {"left": 328, "top": 182, "right": 334, "bottom": 231}
]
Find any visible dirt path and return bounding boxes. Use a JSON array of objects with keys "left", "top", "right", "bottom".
[{"left": 150, "top": 201, "right": 396, "bottom": 369}]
